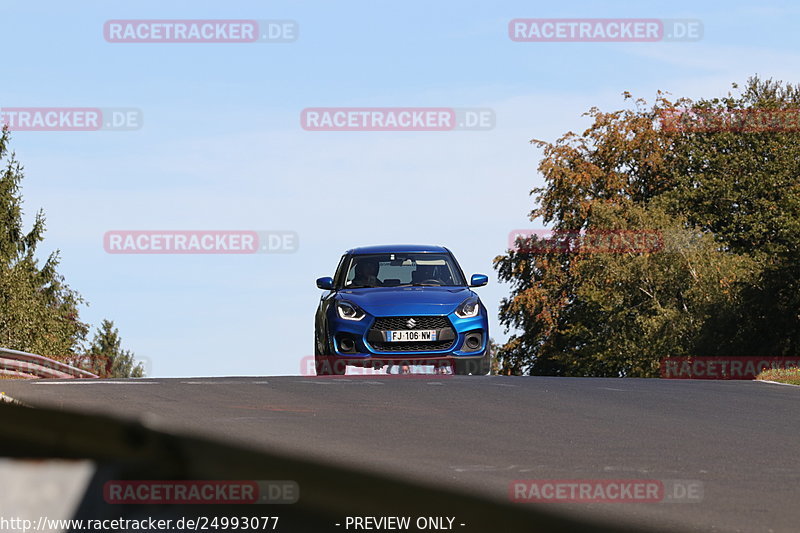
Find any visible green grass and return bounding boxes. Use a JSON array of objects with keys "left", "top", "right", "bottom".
[{"left": 756, "top": 367, "right": 800, "bottom": 385}]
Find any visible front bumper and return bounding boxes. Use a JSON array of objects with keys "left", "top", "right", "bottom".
[{"left": 326, "top": 309, "right": 488, "bottom": 364}]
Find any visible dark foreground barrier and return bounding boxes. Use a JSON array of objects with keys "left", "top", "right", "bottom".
[{"left": 0, "top": 402, "right": 661, "bottom": 533}]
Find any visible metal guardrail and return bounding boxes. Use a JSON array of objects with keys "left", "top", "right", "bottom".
[{"left": 0, "top": 347, "right": 97, "bottom": 379}]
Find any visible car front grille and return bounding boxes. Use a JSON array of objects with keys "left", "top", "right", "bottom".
[
  {"left": 372, "top": 316, "right": 450, "bottom": 331},
  {"left": 368, "top": 315, "right": 455, "bottom": 353}
]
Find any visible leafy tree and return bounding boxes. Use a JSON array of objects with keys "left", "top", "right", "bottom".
[
  {"left": 663, "top": 79, "right": 800, "bottom": 356},
  {"left": 495, "top": 77, "right": 799, "bottom": 376},
  {"left": 0, "top": 127, "right": 88, "bottom": 359},
  {"left": 81, "top": 319, "right": 145, "bottom": 378}
]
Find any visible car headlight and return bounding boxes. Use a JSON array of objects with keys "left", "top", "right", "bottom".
[
  {"left": 455, "top": 297, "right": 481, "bottom": 319},
  {"left": 336, "top": 301, "right": 366, "bottom": 321}
]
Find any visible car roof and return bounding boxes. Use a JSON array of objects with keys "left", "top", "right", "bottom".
[{"left": 346, "top": 244, "right": 450, "bottom": 255}]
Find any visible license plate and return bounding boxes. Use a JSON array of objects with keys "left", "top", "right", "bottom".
[{"left": 385, "top": 330, "right": 437, "bottom": 342}]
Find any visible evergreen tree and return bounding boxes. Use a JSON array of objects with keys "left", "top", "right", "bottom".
[
  {"left": 0, "top": 127, "right": 88, "bottom": 359},
  {"left": 83, "top": 319, "right": 145, "bottom": 378}
]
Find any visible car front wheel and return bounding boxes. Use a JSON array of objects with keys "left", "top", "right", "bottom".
[{"left": 314, "top": 333, "right": 346, "bottom": 375}]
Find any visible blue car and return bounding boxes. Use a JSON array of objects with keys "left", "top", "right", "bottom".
[{"left": 314, "top": 245, "right": 490, "bottom": 375}]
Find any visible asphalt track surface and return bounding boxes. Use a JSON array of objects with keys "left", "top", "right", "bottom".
[{"left": 3, "top": 375, "right": 799, "bottom": 532}]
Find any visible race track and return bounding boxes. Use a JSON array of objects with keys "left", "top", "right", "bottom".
[{"left": 3, "top": 375, "right": 798, "bottom": 532}]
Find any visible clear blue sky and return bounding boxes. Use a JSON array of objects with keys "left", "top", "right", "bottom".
[{"left": 2, "top": 0, "right": 798, "bottom": 376}]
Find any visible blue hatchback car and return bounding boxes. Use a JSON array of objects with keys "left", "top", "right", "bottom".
[{"left": 314, "top": 245, "right": 490, "bottom": 375}]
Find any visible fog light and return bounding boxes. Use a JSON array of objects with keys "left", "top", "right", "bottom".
[
  {"left": 339, "top": 337, "right": 356, "bottom": 353},
  {"left": 464, "top": 333, "right": 482, "bottom": 351}
]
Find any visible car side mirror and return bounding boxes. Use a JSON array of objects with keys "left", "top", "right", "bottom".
[
  {"left": 316, "top": 276, "right": 334, "bottom": 290},
  {"left": 470, "top": 274, "right": 488, "bottom": 287}
]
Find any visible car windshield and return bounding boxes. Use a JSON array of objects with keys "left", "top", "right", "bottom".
[{"left": 343, "top": 253, "right": 465, "bottom": 288}]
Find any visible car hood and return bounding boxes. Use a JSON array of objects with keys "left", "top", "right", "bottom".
[{"left": 337, "top": 286, "right": 475, "bottom": 316}]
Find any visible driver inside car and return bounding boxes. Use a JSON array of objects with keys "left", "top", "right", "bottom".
[
  {"left": 351, "top": 259, "right": 382, "bottom": 287},
  {"left": 412, "top": 265, "right": 440, "bottom": 285}
]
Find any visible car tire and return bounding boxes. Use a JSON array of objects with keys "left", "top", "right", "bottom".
[
  {"left": 453, "top": 352, "right": 491, "bottom": 376},
  {"left": 314, "top": 333, "right": 346, "bottom": 376}
]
